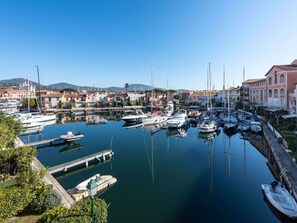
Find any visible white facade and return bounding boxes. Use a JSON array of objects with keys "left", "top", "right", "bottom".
[{"left": 127, "top": 92, "right": 145, "bottom": 103}]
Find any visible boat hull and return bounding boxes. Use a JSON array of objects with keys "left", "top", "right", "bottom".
[{"left": 261, "top": 184, "right": 297, "bottom": 219}]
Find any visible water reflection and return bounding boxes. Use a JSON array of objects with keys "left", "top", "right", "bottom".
[
  {"left": 59, "top": 143, "right": 83, "bottom": 153},
  {"left": 166, "top": 126, "right": 189, "bottom": 138}
]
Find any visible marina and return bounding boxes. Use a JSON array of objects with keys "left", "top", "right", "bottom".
[{"left": 20, "top": 113, "right": 297, "bottom": 223}]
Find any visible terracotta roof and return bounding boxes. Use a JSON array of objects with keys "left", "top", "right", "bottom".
[
  {"left": 242, "top": 79, "right": 264, "bottom": 84},
  {"left": 265, "top": 64, "right": 297, "bottom": 76},
  {"left": 40, "top": 93, "right": 64, "bottom": 98}
]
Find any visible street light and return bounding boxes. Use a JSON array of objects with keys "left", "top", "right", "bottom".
[{"left": 86, "top": 179, "right": 98, "bottom": 223}]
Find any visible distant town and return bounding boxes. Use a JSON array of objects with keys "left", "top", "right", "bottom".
[{"left": 1, "top": 59, "right": 297, "bottom": 114}]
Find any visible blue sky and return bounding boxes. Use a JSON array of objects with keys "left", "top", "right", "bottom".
[{"left": 0, "top": 0, "right": 297, "bottom": 90}]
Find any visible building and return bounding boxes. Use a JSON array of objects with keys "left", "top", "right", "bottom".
[
  {"left": 127, "top": 91, "right": 145, "bottom": 105},
  {"left": 265, "top": 59, "right": 297, "bottom": 110},
  {"left": 40, "top": 93, "right": 64, "bottom": 109},
  {"left": 248, "top": 78, "right": 267, "bottom": 106},
  {"left": 241, "top": 79, "right": 261, "bottom": 105},
  {"left": 85, "top": 90, "right": 107, "bottom": 107}
]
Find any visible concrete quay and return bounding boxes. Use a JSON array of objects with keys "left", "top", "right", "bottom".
[{"left": 262, "top": 123, "right": 297, "bottom": 200}]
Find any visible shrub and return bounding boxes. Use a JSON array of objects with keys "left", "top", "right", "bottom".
[
  {"left": 37, "top": 205, "right": 69, "bottom": 223},
  {"left": 28, "top": 188, "right": 62, "bottom": 213},
  {"left": 0, "top": 185, "right": 33, "bottom": 220},
  {"left": 38, "top": 197, "right": 108, "bottom": 223}
]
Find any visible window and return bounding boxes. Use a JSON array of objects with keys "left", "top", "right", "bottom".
[
  {"left": 274, "top": 89, "right": 278, "bottom": 98},
  {"left": 274, "top": 71, "right": 277, "bottom": 84},
  {"left": 269, "top": 89, "right": 272, "bottom": 97},
  {"left": 280, "top": 74, "right": 285, "bottom": 83},
  {"left": 268, "top": 77, "right": 272, "bottom": 85},
  {"left": 280, "top": 88, "right": 285, "bottom": 97}
]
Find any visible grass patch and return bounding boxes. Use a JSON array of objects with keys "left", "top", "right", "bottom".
[
  {"left": 4, "top": 214, "right": 41, "bottom": 223},
  {"left": 0, "top": 178, "right": 19, "bottom": 189}
]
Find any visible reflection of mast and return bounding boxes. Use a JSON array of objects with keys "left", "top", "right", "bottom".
[
  {"left": 208, "top": 138, "right": 214, "bottom": 194},
  {"left": 151, "top": 133, "right": 155, "bottom": 183},
  {"left": 143, "top": 131, "right": 155, "bottom": 183},
  {"left": 244, "top": 138, "right": 247, "bottom": 176},
  {"left": 224, "top": 134, "right": 231, "bottom": 176}
]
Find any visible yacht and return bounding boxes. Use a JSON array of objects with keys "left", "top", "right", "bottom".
[
  {"left": 262, "top": 182, "right": 297, "bottom": 219},
  {"left": 121, "top": 110, "right": 147, "bottom": 123},
  {"left": 199, "top": 120, "right": 217, "bottom": 133},
  {"left": 166, "top": 111, "right": 189, "bottom": 129},
  {"left": 142, "top": 114, "right": 168, "bottom": 126}
]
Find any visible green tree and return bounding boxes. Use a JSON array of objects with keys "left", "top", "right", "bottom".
[
  {"left": 0, "top": 112, "right": 23, "bottom": 148},
  {"left": 60, "top": 88, "right": 77, "bottom": 93},
  {"left": 124, "top": 83, "right": 129, "bottom": 92},
  {"left": 274, "top": 109, "right": 288, "bottom": 126},
  {"left": 20, "top": 98, "right": 37, "bottom": 111}
]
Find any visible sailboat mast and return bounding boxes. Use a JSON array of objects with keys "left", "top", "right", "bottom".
[
  {"left": 223, "top": 66, "right": 226, "bottom": 110},
  {"left": 36, "top": 65, "right": 41, "bottom": 103},
  {"left": 209, "top": 63, "right": 212, "bottom": 113},
  {"left": 151, "top": 64, "right": 155, "bottom": 106},
  {"left": 27, "top": 74, "right": 30, "bottom": 112},
  {"left": 207, "top": 66, "right": 209, "bottom": 111}
]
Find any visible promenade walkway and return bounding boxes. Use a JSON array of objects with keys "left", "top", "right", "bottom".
[
  {"left": 31, "top": 158, "right": 75, "bottom": 208},
  {"left": 262, "top": 123, "right": 297, "bottom": 199},
  {"left": 16, "top": 137, "right": 75, "bottom": 208}
]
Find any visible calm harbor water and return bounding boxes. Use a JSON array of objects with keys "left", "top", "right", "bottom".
[{"left": 21, "top": 114, "right": 283, "bottom": 223}]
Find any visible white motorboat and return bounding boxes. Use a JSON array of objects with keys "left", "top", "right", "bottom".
[
  {"left": 237, "top": 122, "right": 250, "bottom": 131},
  {"left": 250, "top": 121, "right": 262, "bottom": 134},
  {"left": 74, "top": 174, "right": 109, "bottom": 191},
  {"left": 199, "top": 120, "right": 217, "bottom": 133},
  {"left": 142, "top": 114, "right": 168, "bottom": 126},
  {"left": 16, "top": 112, "right": 56, "bottom": 127},
  {"left": 262, "top": 182, "right": 297, "bottom": 219},
  {"left": 122, "top": 110, "right": 147, "bottom": 123},
  {"left": 68, "top": 173, "right": 117, "bottom": 201},
  {"left": 60, "top": 131, "right": 84, "bottom": 142},
  {"left": 166, "top": 112, "right": 189, "bottom": 129}
]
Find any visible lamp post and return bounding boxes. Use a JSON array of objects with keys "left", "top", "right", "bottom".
[{"left": 86, "top": 179, "right": 98, "bottom": 223}]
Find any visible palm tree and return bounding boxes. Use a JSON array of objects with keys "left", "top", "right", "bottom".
[{"left": 124, "top": 83, "right": 129, "bottom": 92}]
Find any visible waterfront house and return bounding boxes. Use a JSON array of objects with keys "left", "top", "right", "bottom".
[
  {"left": 248, "top": 78, "right": 267, "bottom": 107},
  {"left": 265, "top": 59, "right": 297, "bottom": 110},
  {"left": 85, "top": 90, "right": 107, "bottom": 107},
  {"left": 63, "top": 92, "right": 86, "bottom": 108},
  {"left": 127, "top": 91, "right": 145, "bottom": 105},
  {"left": 40, "top": 93, "right": 64, "bottom": 109},
  {"left": 106, "top": 93, "right": 128, "bottom": 106},
  {"left": 240, "top": 79, "right": 261, "bottom": 105}
]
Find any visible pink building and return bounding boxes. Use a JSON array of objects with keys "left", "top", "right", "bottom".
[
  {"left": 265, "top": 59, "right": 297, "bottom": 109},
  {"left": 248, "top": 78, "right": 267, "bottom": 106}
]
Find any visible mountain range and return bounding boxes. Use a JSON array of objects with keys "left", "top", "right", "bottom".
[{"left": 0, "top": 78, "right": 189, "bottom": 92}]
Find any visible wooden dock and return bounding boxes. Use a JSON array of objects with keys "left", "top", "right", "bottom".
[
  {"left": 48, "top": 150, "right": 114, "bottom": 174},
  {"left": 262, "top": 123, "right": 297, "bottom": 200},
  {"left": 25, "top": 137, "right": 61, "bottom": 147}
]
